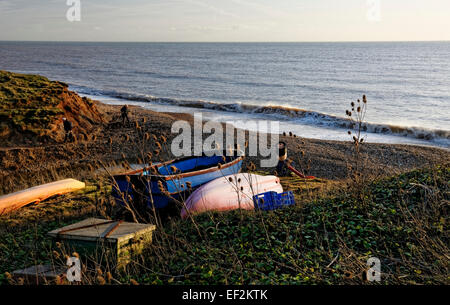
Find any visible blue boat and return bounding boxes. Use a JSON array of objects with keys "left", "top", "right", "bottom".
[{"left": 112, "top": 152, "right": 243, "bottom": 209}]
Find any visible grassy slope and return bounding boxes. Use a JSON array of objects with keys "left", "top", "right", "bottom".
[
  {"left": 0, "top": 70, "right": 105, "bottom": 145},
  {"left": 0, "top": 70, "right": 65, "bottom": 138},
  {"left": 0, "top": 165, "right": 448, "bottom": 285},
  {"left": 139, "top": 166, "right": 448, "bottom": 285}
]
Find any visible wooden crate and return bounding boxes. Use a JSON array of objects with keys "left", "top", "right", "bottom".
[
  {"left": 48, "top": 218, "right": 156, "bottom": 269},
  {"left": 12, "top": 264, "right": 67, "bottom": 285}
]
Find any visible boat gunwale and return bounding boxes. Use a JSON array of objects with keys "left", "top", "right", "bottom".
[{"left": 118, "top": 154, "right": 244, "bottom": 181}]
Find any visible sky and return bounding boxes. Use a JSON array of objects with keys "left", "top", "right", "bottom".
[{"left": 0, "top": 0, "right": 449, "bottom": 42}]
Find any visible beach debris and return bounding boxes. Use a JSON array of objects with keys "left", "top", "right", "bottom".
[
  {"left": 253, "top": 191, "right": 295, "bottom": 211},
  {"left": 0, "top": 179, "right": 85, "bottom": 215},
  {"left": 276, "top": 142, "right": 316, "bottom": 179}
]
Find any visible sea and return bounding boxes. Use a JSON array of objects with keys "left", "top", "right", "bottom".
[{"left": 0, "top": 41, "right": 449, "bottom": 148}]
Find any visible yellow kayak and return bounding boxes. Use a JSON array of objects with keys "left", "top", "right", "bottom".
[{"left": 0, "top": 179, "right": 85, "bottom": 215}]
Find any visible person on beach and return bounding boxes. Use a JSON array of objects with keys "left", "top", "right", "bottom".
[
  {"left": 62, "top": 117, "right": 74, "bottom": 143},
  {"left": 121, "top": 105, "right": 130, "bottom": 126}
]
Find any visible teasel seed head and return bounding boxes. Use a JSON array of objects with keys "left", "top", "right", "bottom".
[
  {"left": 97, "top": 275, "right": 106, "bottom": 285},
  {"left": 55, "top": 275, "right": 63, "bottom": 285},
  {"left": 157, "top": 180, "right": 164, "bottom": 190},
  {"left": 151, "top": 166, "right": 158, "bottom": 174},
  {"left": 96, "top": 267, "right": 103, "bottom": 276},
  {"left": 106, "top": 272, "right": 113, "bottom": 283}
]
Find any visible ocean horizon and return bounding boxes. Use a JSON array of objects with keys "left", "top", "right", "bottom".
[{"left": 1, "top": 41, "right": 449, "bottom": 148}]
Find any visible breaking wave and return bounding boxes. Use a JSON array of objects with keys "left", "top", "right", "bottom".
[{"left": 73, "top": 86, "right": 450, "bottom": 146}]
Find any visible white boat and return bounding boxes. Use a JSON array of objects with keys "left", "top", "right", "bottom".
[{"left": 181, "top": 173, "right": 283, "bottom": 219}]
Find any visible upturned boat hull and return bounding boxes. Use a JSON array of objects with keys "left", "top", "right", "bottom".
[
  {"left": 0, "top": 179, "right": 85, "bottom": 215},
  {"left": 181, "top": 173, "right": 283, "bottom": 219}
]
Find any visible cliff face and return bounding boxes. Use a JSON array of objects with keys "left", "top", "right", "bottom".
[{"left": 0, "top": 70, "right": 105, "bottom": 146}]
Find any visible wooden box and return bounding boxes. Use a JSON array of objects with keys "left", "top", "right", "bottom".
[
  {"left": 48, "top": 218, "right": 156, "bottom": 269},
  {"left": 12, "top": 264, "right": 67, "bottom": 285}
]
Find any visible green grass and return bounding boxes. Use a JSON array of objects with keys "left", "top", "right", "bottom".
[
  {"left": 137, "top": 165, "right": 449, "bottom": 285},
  {"left": 0, "top": 166, "right": 448, "bottom": 285},
  {"left": 0, "top": 70, "right": 65, "bottom": 138}
]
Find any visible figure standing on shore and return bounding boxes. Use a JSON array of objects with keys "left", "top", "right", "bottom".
[
  {"left": 121, "top": 105, "right": 130, "bottom": 126},
  {"left": 62, "top": 117, "right": 74, "bottom": 143}
]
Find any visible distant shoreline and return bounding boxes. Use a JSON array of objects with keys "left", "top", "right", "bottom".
[
  {"left": 2, "top": 42, "right": 449, "bottom": 149},
  {"left": 92, "top": 96, "right": 450, "bottom": 153},
  {"left": 1, "top": 93, "right": 449, "bottom": 197}
]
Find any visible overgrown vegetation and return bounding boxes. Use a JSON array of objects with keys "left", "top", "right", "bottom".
[
  {"left": 133, "top": 165, "right": 449, "bottom": 285},
  {"left": 0, "top": 70, "right": 65, "bottom": 138},
  {"left": 0, "top": 70, "right": 104, "bottom": 145},
  {"left": 1, "top": 165, "right": 448, "bottom": 285},
  {"left": 0, "top": 82, "right": 448, "bottom": 285}
]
